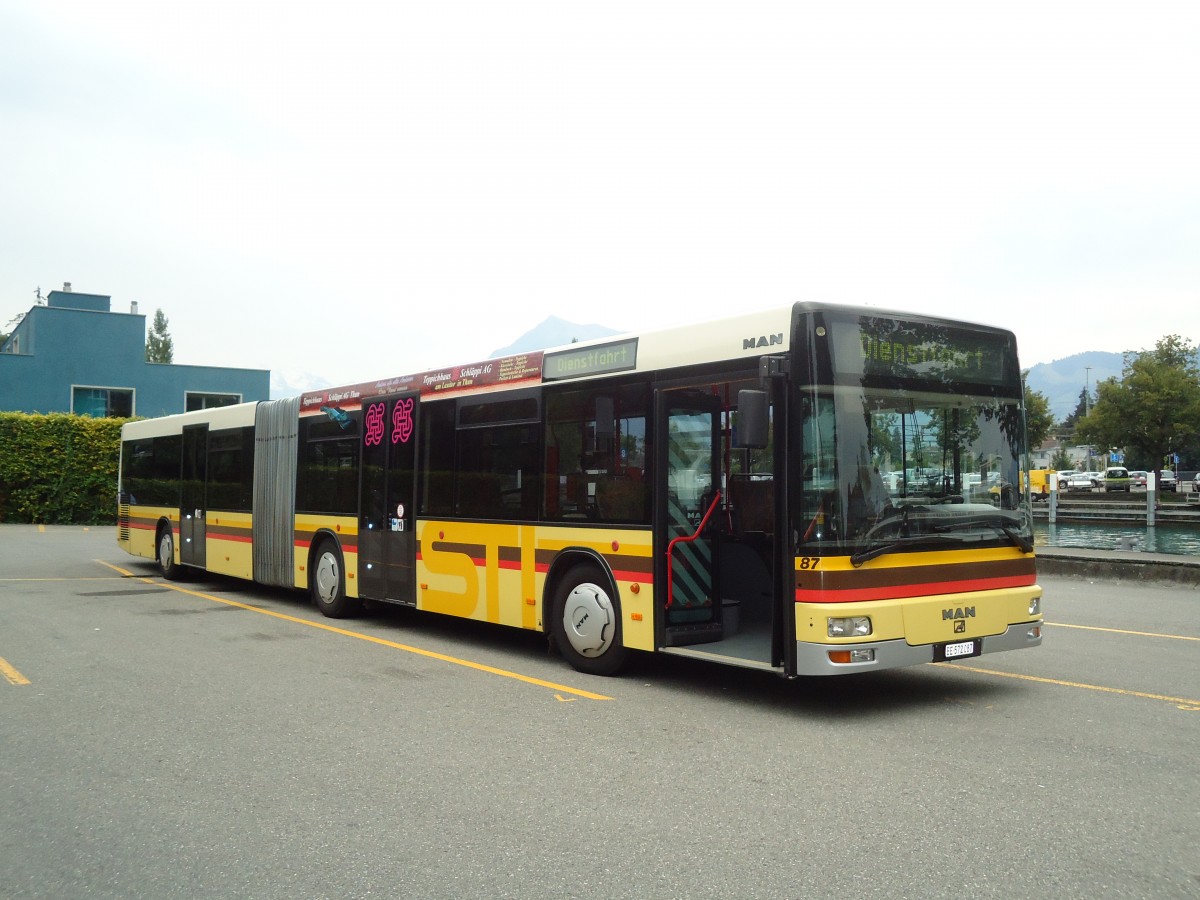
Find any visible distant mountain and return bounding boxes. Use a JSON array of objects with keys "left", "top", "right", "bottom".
[
  {"left": 271, "top": 369, "right": 332, "bottom": 400},
  {"left": 1024, "top": 351, "right": 1123, "bottom": 420},
  {"left": 490, "top": 316, "right": 622, "bottom": 357}
]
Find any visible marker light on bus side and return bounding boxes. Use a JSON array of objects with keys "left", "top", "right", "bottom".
[{"left": 827, "top": 616, "right": 872, "bottom": 638}]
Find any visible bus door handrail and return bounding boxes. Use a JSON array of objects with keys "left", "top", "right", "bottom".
[{"left": 665, "top": 490, "right": 722, "bottom": 609}]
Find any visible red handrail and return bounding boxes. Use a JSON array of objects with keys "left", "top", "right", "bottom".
[{"left": 665, "top": 490, "right": 722, "bottom": 609}]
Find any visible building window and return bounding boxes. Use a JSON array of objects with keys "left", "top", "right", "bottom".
[
  {"left": 72, "top": 386, "right": 134, "bottom": 418},
  {"left": 186, "top": 392, "right": 241, "bottom": 411}
]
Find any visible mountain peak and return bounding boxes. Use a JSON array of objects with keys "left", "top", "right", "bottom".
[
  {"left": 1025, "top": 351, "right": 1122, "bottom": 419},
  {"left": 490, "top": 317, "right": 622, "bottom": 357}
]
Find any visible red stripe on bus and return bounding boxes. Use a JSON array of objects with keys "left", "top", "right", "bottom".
[
  {"left": 295, "top": 539, "right": 359, "bottom": 553},
  {"left": 795, "top": 573, "right": 1036, "bottom": 604},
  {"left": 414, "top": 555, "right": 648, "bottom": 585}
]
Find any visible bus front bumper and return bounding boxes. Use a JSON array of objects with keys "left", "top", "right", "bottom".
[{"left": 793, "top": 621, "right": 1043, "bottom": 676}]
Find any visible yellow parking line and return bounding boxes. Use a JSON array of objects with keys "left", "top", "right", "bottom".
[
  {"left": 93, "top": 560, "right": 613, "bottom": 701},
  {"left": 941, "top": 662, "right": 1200, "bottom": 710},
  {"left": 1047, "top": 621, "right": 1200, "bottom": 642},
  {"left": 0, "top": 656, "right": 31, "bottom": 686}
]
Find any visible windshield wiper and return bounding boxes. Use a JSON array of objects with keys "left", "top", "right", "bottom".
[
  {"left": 850, "top": 506, "right": 1032, "bottom": 566},
  {"left": 850, "top": 533, "right": 959, "bottom": 567},
  {"left": 850, "top": 505, "right": 914, "bottom": 567},
  {"left": 930, "top": 516, "right": 1034, "bottom": 553}
]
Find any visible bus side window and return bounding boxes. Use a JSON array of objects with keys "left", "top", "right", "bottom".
[
  {"left": 729, "top": 475, "right": 773, "bottom": 534},
  {"left": 595, "top": 474, "right": 647, "bottom": 522},
  {"left": 419, "top": 400, "right": 456, "bottom": 517}
]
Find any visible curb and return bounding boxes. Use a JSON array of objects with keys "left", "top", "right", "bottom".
[{"left": 1036, "top": 547, "right": 1200, "bottom": 586}]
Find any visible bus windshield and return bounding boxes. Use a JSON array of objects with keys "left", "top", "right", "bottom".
[{"left": 798, "top": 314, "right": 1032, "bottom": 560}]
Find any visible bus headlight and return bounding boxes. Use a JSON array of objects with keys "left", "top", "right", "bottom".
[
  {"left": 828, "top": 616, "right": 872, "bottom": 638},
  {"left": 1029, "top": 596, "right": 1041, "bottom": 616}
]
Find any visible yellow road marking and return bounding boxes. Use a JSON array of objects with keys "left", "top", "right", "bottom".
[
  {"left": 0, "top": 656, "right": 31, "bottom": 686},
  {"left": 940, "top": 662, "right": 1200, "bottom": 710},
  {"left": 93, "top": 560, "right": 612, "bottom": 701},
  {"left": 1047, "top": 621, "right": 1200, "bottom": 642}
]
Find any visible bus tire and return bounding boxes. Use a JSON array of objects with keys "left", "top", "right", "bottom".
[
  {"left": 157, "top": 522, "right": 182, "bottom": 580},
  {"left": 310, "top": 538, "right": 359, "bottom": 618},
  {"left": 552, "top": 563, "right": 628, "bottom": 676}
]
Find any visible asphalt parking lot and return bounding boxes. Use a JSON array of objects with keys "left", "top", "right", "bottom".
[{"left": 2, "top": 526, "right": 1198, "bottom": 899}]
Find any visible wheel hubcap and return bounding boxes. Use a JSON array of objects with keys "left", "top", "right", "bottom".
[
  {"left": 315, "top": 553, "right": 339, "bottom": 602},
  {"left": 562, "top": 582, "right": 614, "bottom": 658}
]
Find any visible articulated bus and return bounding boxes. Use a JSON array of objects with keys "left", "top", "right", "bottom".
[{"left": 117, "top": 302, "right": 1042, "bottom": 677}]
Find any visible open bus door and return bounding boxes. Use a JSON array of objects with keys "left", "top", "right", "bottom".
[
  {"left": 358, "top": 392, "right": 420, "bottom": 605},
  {"left": 657, "top": 389, "right": 724, "bottom": 646},
  {"left": 656, "top": 380, "right": 789, "bottom": 673}
]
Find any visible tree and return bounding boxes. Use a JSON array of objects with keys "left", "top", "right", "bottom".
[
  {"left": 1058, "top": 386, "right": 1092, "bottom": 435},
  {"left": 145, "top": 309, "right": 174, "bottom": 363},
  {"left": 1077, "top": 335, "right": 1200, "bottom": 474},
  {"left": 1022, "top": 373, "right": 1054, "bottom": 451}
]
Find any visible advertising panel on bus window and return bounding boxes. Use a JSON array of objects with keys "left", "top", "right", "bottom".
[{"left": 298, "top": 351, "right": 546, "bottom": 415}]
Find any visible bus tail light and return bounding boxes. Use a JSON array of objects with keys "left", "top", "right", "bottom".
[{"left": 828, "top": 616, "right": 872, "bottom": 638}]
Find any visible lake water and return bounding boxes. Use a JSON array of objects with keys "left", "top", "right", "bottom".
[{"left": 1035, "top": 521, "right": 1200, "bottom": 556}]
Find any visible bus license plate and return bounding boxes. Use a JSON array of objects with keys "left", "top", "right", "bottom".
[{"left": 936, "top": 639, "right": 980, "bottom": 662}]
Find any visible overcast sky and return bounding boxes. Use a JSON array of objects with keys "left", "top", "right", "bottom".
[{"left": 3, "top": 1, "right": 1197, "bottom": 392}]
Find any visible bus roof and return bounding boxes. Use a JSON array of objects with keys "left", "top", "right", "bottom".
[
  {"left": 120, "top": 301, "right": 1020, "bottom": 432},
  {"left": 122, "top": 400, "right": 260, "bottom": 439},
  {"left": 298, "top": 304, "right": 797, "bottom": 414}
]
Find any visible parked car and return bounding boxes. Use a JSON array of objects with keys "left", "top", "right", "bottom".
[
  {"left": 1159, "top": 470, "right": 1177, "bottom": 492},
  {"left": 1103, "top": 466, "right": 1131, "bottom": 492},
  {"left": 1129, "top": 470, "right": 1148, "bottom": 488},
  {"left": 1066, "top": 472, "right": 1096, "bottom": 492},
  {"left": 1055, "top": 471, "right": 1073, "bottom": 490}
]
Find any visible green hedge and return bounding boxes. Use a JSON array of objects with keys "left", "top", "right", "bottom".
[{"left": 0, "top": 413, "right": 128, "bottom": 524}]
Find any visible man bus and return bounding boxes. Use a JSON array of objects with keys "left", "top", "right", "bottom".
[{"left": 118, "top": 302, "right": 1042, "bottom": 677}]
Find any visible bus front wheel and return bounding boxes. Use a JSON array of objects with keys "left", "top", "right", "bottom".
[
  {"left": 157, "top": 523, "right": 181, "bottom": 580},
  {"left": 310, "top": 539, "right": 359, "bottom": 618},
  {"left": 552, "top": 564, "right": 628, "bottom": 676}
]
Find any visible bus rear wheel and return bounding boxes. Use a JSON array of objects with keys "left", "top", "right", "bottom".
[
  {"left": 552, "top": 564, "right": 628, "bottom": 676},
  {"left": 157, "top": 523, "right": 181, "bottom": 580},
  {"left": 310, "top": 539, "right": 359, "bottom": 618}
]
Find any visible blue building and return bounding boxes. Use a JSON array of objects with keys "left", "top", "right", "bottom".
[{"left": 0, "top": 285, "right": 269, "bottom": 417}]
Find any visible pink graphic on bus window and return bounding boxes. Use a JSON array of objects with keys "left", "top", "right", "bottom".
[
  {"left": 364, "top": 402, "right": 386, "bottom": 446},
  {"left": 392, "top": 398, "right": 414, "bottom": 444}
]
